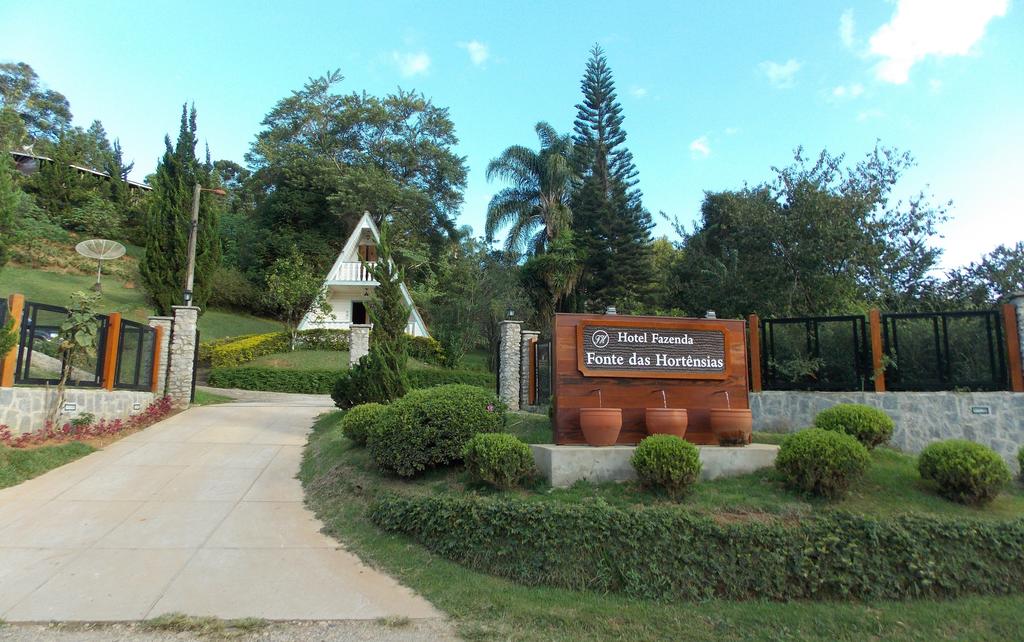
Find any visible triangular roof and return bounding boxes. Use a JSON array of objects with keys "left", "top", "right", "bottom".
[{"left": 319, "top": 212, "right": 429, "bottom": 337}]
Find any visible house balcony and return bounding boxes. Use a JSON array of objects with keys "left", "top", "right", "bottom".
[{"left": 326, "top": 262, "right": 377, "bottom": 285}]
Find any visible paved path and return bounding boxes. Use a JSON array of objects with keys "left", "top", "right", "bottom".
[{"left": 0, "top": 401, "right": 445, "bottom": 626}]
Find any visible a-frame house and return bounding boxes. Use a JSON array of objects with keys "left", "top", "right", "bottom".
[{"left": 298, "top": 212, "right": 430, "bottom": 337}]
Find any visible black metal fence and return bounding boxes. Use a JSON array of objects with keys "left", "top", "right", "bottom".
[
  {"left": 15, "top": 301, "right": 108, "bottom": 386},
  {"left": 882, "top": 310, "right": 1007, "bottom": 392},
  {"left": 535, "top": 340, "right": 552, "bottom": 405},
  {"left": 761, "top": 315, "right": 870, "bottom": 391},
  {"left": 114, "top": 320, "right": 157, "bottom": 391},
  {"left": 757, "top": 308, "right": 1011, "bottom": 392}
]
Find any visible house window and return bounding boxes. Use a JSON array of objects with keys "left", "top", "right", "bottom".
[
  {"left": 352, "top": 301, "right": 367, "bottom": 325},
  {"left": 358, "top": 244, "right": 377, "bottom": 262}
]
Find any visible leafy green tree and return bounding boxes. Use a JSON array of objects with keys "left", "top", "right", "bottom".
[
  {"left": 264, "top": 247, "right": 333, "bottom": 350},
  {"left": 244, "top": 71, "right": 467, "bottom": 282},
  {"left": 485, "top": 122, "right": 576, "bottom": 254},
  {"left": 140, "top": 104, "right": 222, "bottom": 314},
  {"left": 673, "top": 146, "right": 948, "bottom": 318},
  {"left": 0, "top": 62, "right": 71, "bottom": 142},
  {"left": 941, "top": 243, "right": 1024, "bottom": 307},
  {"left": 571, "top": 45, "right": 653, "bottom": 311},
  {"left": 46, "top": 291, "right": 101, "bottom": 426},
  {"left": 520, "top": 232, "right": 583, "bottom": 327},
  {"left": 0, "top": 150, "right": 17, "bottom": 271}
]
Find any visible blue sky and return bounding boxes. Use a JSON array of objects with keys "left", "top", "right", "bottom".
[{"left": 1, "top": 0, "right": 1019, "bottom": 270}]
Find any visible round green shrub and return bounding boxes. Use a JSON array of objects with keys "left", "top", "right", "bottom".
[
  {"left": 463, "top": 433, "right": 536, "bottom": 490},
  {"left": 814, "top": 403, "right": 894, "bottom": 449},
  {"left": 1018, "top": 446, "right": 1023, "bottom": 483},
  {"left": 918, "top": 440, "right": 1011, "bottom": 505},
  {"left": 368, "top": 384, "right": 506, "bottom": 477},
  {"left": 631, "top": 435, "right": 702, "bottom": 499},
  {"left": 339, "top": 402, "right": 387, "bottom": 446},
  {"left": 775, "top": 428, "right": 870, "bottom": 499}
]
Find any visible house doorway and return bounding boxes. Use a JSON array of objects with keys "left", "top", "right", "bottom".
[{"left": 352, "top": 301, "right": 367, "bottom": 325}]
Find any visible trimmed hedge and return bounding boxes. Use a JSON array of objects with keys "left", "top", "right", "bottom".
[
  {"left": 408, "top": 335, "right": 447, "bottom": 367},
  {"left": 370, "top": 493, "right": 1024, "bottom": 601},
  {"left": 918, "top": 440, "right": 1011, "bottom": 505},
  {"left": 814, "top": 403, "right": 894, "bottom": 449},
  {"left": 631, "top": 435, "right": 701, "bottom": 499},
  {"left": 204, "top": 329, "right": 351, "bottom": 368},
  {"left": 368, "top": 384, "right": 506, "bottom": 477},
  {"left": 463, "top": 433, "right": 535, "bottom": 489},
  {"left": 775, "top": 428, "right": 870, "bottom": 499},
  {"left": 340, "top": 402, "right": 388, "bottom": 446},
  {"left": 1019, "top": 446, "right": 1024, "bottom": 482},
  {"left": 207, "top": 366, "right": 495, "bottom": 395}
]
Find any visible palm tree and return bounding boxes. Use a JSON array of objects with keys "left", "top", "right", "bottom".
[{"left": 485, "top": 122, "right": 577, "bottom": 255}]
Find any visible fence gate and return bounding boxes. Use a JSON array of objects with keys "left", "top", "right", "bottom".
[
  {"left": 15, "top": 301, "right": 108, "bottom": 387},
  {"left": 882, "top": 310, "right": 1007, "bottom": 391},
  {"left": 534, "top": 340, "right": 552, "bottom": 405},
  {"left": 761, "top": 315, "right": 870, "bottom": 391}
]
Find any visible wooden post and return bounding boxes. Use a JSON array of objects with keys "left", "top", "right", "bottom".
[
  {"left": 102, "top": 313, "right": 122, "bottom": 391},
  {"left": 1002, "top": 303, "right": 1023, "bottom": 392},
  {"left": 0, "top": 294, "right": 25, "bottom": 388},
  {"left": 869, "top": 308, "right": 886, "bottom": 392},
  {"left": 150, "top": 325, "right": 164, "bottom": 393},
  {"left": 748, "top": 314, "right": 762, "bottom": 392}
]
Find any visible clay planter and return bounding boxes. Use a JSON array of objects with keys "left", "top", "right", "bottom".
[
  {"left": 645, "top": 408, "right": 688, "bottom": 438},
  {"left": 709, "top": 408, "right": 753, "bottom": 446},
  {"left": 578, "top": 408, "right": 623, "bottom": 446}
]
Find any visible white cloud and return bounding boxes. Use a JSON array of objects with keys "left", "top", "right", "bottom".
[
  {"left": 868, "top": 0, "right": 1008, "bottom": 84},
  {"left": 839, "top": 9, "right": 856, "bottom": 48},
  {"left": 458, "top": 40, "right": 489, "bottom": 67},
  {"left": 689, "top": 135, "right": 711, "bottom": 158},
  {"left": 856, "top": 108, "right": 885, "bottom": 122},
  {"left": 724, "top": 127, "right": 740, "bottom": 136},
  {"left": 831, "top": 82, "right": 864, "bottom": 99},
  {"left": 758, "top": 59, "right": 801, "bottom": 89},
  {"left": 629, "top": 86, "right": 648, "bottom": 98},
  {"left": 391, "top": 50, "right": 431, "bottom": 77}
]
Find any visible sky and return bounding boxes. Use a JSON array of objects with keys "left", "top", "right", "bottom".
[{"left": 1, "top": 0, "right": 1020, "bottom": 271}]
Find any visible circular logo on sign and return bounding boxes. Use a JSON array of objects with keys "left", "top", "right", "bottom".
[{"left": 592, "top": 329, "right": 610, "bottom": 349}]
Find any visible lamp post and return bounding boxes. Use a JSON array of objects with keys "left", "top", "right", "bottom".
[{"left": 183, "top": 184, "right": 227, "bottom": 306}]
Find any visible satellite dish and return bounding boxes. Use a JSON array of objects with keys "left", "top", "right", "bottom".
[{"left": 75, "top": 239, "right": 126, "bottom": 292}]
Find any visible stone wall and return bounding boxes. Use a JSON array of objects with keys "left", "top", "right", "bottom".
[
  {"left": 165, "top": 306, "right": 199, "bottom": 408},
  {"left": 0, "top": 387, "right": 155, "bottom": 435},
  {"left": 498, "top": 320, "right": 522, "bottom": 410},
  {"left": 751, "top": 390, "right": 1024, "bottom": 472},
  {"left": 350, "top": 324, "right": 371, "bottom": 364}
]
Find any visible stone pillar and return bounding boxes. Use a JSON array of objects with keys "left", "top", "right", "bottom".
[
  {"left": 499, "top": 320, "right": 522, "bottom": 411},
  {"left": 166, "top": 306, "right": 199, "bottom": 408},
  {"left": 350, "top": 324, "right": 371, "bottom": 365},
  {"left": 1010, "top": 292, "right": 1024, "bottom": 382},
  {"left": 148, "top": 316, "right": 173, "bottom": 396},
  {"left": 520, "top": 329, "right": 539, "bottom": 408}
]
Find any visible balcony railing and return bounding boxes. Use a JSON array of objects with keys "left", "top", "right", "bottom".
[{"left": 328, "top": 262, "right": 376, "bottom": 283}]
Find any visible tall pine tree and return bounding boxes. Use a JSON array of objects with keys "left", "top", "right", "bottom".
[
  {"left": 140, "top": 104, "right": 221, "bottom": 315},
  {"left": 572, "top": 45, "right": 653, "bottom": 311}
]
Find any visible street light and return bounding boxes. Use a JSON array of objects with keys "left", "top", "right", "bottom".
[{"left": 183, "top": 184, "right": 228, "bottom": 306}]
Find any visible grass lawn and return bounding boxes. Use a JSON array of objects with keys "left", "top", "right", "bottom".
[
  {"left": 301, "top": 412, "right": 1024, "bottom": 641},
  {"left": 192, "top": 389, "right": 235, "bottom": 406},
  {"left": 0, "top": 265, "right": 282, "bottom": 340},
  {"left": 0, "top": 442, "right": 96, "bottom": 489}
]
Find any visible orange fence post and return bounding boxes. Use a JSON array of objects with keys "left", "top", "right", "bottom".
[
  {"left": 150, "top": 325, "right": 164, "bottom": 393},
  {"left": 1002, "top": 304, "right": 1023, "bottom": 392},
  {"left": 1, "top": 293, "right": 25, "bottom": 388},
  {"left": 748, "top": 314, "right": 762, "bottom": 392},
  {"left": 869, "top": 308, "right": 886, "bottom": 392},
  {"left": 102, "top": 312, "right": 122, "bottom": 391}
]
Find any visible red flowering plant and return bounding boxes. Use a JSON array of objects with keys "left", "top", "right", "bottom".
[{"left": 0, "top": 396, "right": 174, "bottom": 448}]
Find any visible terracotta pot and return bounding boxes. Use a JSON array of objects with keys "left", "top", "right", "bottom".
[
  {"left": 645, "top": 408, "right": 688, "bottom": 438},
  {"left": 709, "top": 408, "right": 753, "bottom": 446},
  {"left": 579, "top": 408, "right": 622, "bottom": 446}
]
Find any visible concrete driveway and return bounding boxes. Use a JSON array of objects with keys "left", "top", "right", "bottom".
[{"left": 0, "top": 397, "right": 443, "bottom": 624}]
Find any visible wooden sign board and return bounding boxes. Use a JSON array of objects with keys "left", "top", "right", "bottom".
[{"left": 553, "top": 313, "right": 749, "bottom": 445}]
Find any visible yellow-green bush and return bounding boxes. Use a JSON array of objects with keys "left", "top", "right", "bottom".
[{"left": 209, "top": 332, "right": 290, "bottom": 368}]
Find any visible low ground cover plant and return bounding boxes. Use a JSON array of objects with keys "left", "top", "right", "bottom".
[
  {"left": 463, "top": 433, "right": 535, "bottom": 489},
  {"left": 631, "top": 435, "right": 701, "bottom": 499},
  {"left": 0, "top": 396, "right": 174, "bottom": 448},
  {"left": 368, "top": 384, "right": 505, "bottom": 477},
  {"left": 339, "top": 402, "right": 387, "bottom": 446},
  {"left": 209, "top": 365, "right": 494, "bottom": 395},
  {"left": 205, "top": 329, "right": 351, "bottom": 367},
  {"left": 775, "top": 428, "right": 870, "bottom": 499},
  {"left": 814, "top": 403, "right": 894, "bottom": 449},
  {"left": 918, "top": 439, "right": 1011, "bottom": 505}
]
